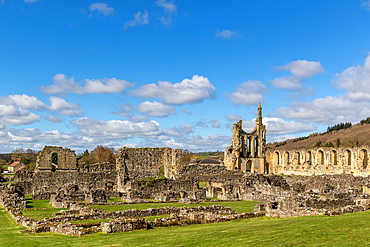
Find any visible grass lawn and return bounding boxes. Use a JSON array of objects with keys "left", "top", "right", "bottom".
[
  {"left": 89, "top": 200, "right": 259, "bottom": 214},
  {"left": 107, "top": 197, "right": 122, "bottom": 203},
  {"left": 199, "top": 181, "right": 206, "bottom": 188},
  {"left": 20, "top": 195, "right": 69, "bottom": 220},
  {"left": 3, "top": 174, "right": 15, "bottom": 177},
  {"left": 2, "top": 204, "right": 370, "bottom": 246}
]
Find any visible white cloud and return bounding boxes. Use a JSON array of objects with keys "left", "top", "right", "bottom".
[
  {"left": 195, "top": 119, "right": 221, "bottom": 128},
  {"left": 181, "top": 108, "right": 192, "bottom": 115},
  {"left": 1, "top": 94, "right": 46, "bottom": 110},
  {"left": 241, "top": 117, "right": 316, "bottom": 136},
  {"left": 225, "top": 80, "right": 268, "bottom": 106},
  {"left": 137, "top": 101, "right": 176, "bottom": 118},
  {"left": 335, "top": 54, "right": 370, "bottom": 102},
  {"left": 1, "top": 112, "right": 40, "bottom": 126},
  {"left": 211, "top": 119, "right": 221, "bottom": 128},
  {"left": 111, "top": 103, "right": 133, "bottom": 117},
  {"left": 48, "top": 97, "right": 85, "bottom": 117},
  {"left": 276, "top": 96, "right": 370, "bottom": 125},
  {"left": 71, "top": 117, "right": 163, "bottom": 140},
  {"left": 123, "top": 10, "right": 149, "bottom": 30},
  {"left": 164, "top": 123, "right": 194, "bottom": 137},
  {"left": 0, "top": 95, "right": 42, "bottom": 125},
  {"left": 270, "top": 60, "right": 324, "bottom": 90},
  {"left": 276, "top": 60, "right": 324, "bottom": 79},
  {"left": 155, "top": 0, "right": 176, "bottom": 26},
  {"left": 215, "top": 30, "right": 240, "bottom": 39},
  {"left": 132, "top": 75, "right": 216, "bottom": 105},
  {"left": 163, "top": 135, "right": 230, "bottom": 152},
  {"left": 88, "top": 2, "right": 114, "bottom": 17},
  {"left": 274, "top": 55, "right": 370, "bottom": 126},
  {"left": 226, "top": 114, "right": 242, "bottom": 122},
  {"left": 264, "top": 117, "right": 316, "bottom": 135},
  {"left": 44, "top": 115, "right": 62, "bottom": 123},
  {"left": 0, "top": 94, "right": 84, "bottom": 125},
  {"left": 39, "top": 74, "right": 133, "bottom": 95}
]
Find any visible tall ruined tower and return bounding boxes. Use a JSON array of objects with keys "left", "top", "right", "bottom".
[{"left": 223, "top": 104, "right": 267, "bottom": 173}]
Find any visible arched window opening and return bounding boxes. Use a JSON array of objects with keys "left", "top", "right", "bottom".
[
  {"left": 274, "top": 152, "right": 280, "bottom": 166},
  {"left": 306, "top": 151, "right": 312, "bottom": 163},
  {"left": 284, "top": 152, "right": 290, "bottom": 165},
  {"left": 51, "top": 152, "right": 58, "bottom": 171},
  {"left": 318, "top": 150, "right": 324, "bottom": 165},
  {"left": 331, "top": 150, "right": 337, "bottom": 166},
  {"left": 361, "top": 149, "right": 368, "bottom": 169},
  {"left": 296, "top": 152, "right": 301, "bottom": 165},
  {"left": 345, "top": 150, "right": 351, "bottom": 166},
  {"left": 246, "top": 160, "right": 252, "bottom": 172}
]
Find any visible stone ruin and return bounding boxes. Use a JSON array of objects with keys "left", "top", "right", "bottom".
[
  {"left": 224, "top": 103, "right": 268, "bottom": 174},
  {"left": 11, "top": 145, "right": 212, "bottom": 205},
  {"left": 121, "top": 178, "right": 206, "bottom": 203},
  {"left": 266, "top": 146, "right": 370, "bottom": 177},
  {"left": 50, "top": 184, "right": 108, "bottom": 208},
  {"left": 35, "top": 146, "right": 78, "bottom": 171},
  {"left": 5, "top": 107, "right": 370, "bottom": 236},
  {"left": 204, "top": 173, "right": 370, "bottom": 217}
]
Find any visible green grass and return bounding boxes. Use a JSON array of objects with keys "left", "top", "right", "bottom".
[
  {"left": 198, "top": 181, "right": 206, "bottom": 188},
  {"left": 107, "top": 197, "right": 122, "bottom": 203},
  {"left": 68, "top": 218, "right": 111, "bottom": 224},
  {"left": 145, "top": 214, "right": 170, "bottom": 221},
  {"left": 3, "top": 204, "right": 370, "bottom": 246},
  {"left": 3, "top": 174, "right": 15, "bottom": 177},
  {"left": 206, "top": 197, "right": 218, "bottom": 200},
  {"left": 20, "top": 196, "right": 69, "bottom": 220},
  {"left": 89, "top": 200, "right": 259, "bottom": 214}
]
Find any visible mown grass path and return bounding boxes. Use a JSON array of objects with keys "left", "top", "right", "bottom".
[{"left": 2, "top": 204, "right": 370, "bottom": 246}]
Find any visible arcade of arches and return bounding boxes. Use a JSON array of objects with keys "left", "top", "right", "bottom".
[
  {"left": 223, "top": 105, "right": 370, "bottom": 177},
  {"left": 265, "top": 147, "right": 370, "bottom": 177}
]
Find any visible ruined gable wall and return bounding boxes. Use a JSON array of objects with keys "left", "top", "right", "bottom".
[
  {"left": 266, "top": 146, "right": 370, "bottom": 176},
  {"left": 36, "top": 146, "right": 78, "bottom": 170}
]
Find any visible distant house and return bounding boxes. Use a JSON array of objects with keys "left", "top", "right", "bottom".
[
  {"left": 8, "top": 158, "right": 25, "bottom": 173},
  {"left": 193, "top": 159, "right": 221, "bottom": 166}
]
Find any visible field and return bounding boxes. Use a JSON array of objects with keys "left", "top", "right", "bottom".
[{"left": 2, "top": 198, "right": 370, "bottom": 246}]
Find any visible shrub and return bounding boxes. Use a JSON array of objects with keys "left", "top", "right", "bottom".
[
  {"left": 336, "top": 139, "right": 341, "bottom": 148},
  {"left": 324, "top": 142, "right": 334, "bottom": 148},
  {"left": 276, "top": 141, "right": 287, "bottom": 147}
]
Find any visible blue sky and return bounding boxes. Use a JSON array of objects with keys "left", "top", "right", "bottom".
[{"left": 1, "top": 0, "right": 370, "bottom": 153}]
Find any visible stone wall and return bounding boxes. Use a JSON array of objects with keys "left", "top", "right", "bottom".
[
  {"left": 266, "top": 146, "right": 370, "bottom": 176},
  {"left": 180, "top": 164, "right": 229, "bottom": 176},
  {"left": 116, "top": 147, "right": 182, "bottom": 182},
  {"left": 14, "top": 163, "right": 119, "bottom": 199},
  {"left": 36, "top": 146, "right": 78, "bottom": 171},
  {"left": 122, "top": 178, "right": 206, "bottom": 202}
]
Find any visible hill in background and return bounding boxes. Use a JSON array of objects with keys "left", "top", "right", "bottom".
[{"left": 268, "top": 121, "right": 370, "bottom": 150}]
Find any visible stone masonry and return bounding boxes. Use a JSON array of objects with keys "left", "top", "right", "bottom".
[{"left": 266, "top": 146, "right": 370, "bottom": 177}]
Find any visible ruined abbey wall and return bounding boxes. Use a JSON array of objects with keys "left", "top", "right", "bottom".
[
  {"left": 266, "top": 146, "right": 370, "bottom": 177},
  {"left": 14, "top": 166, "right": 118, "bottom": 198},
  {"left": 116, "top": 147, "right": 182, "bottom": 180},
  {"left": 36, "top": 146, "right": 78, "bottom": 171}
]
